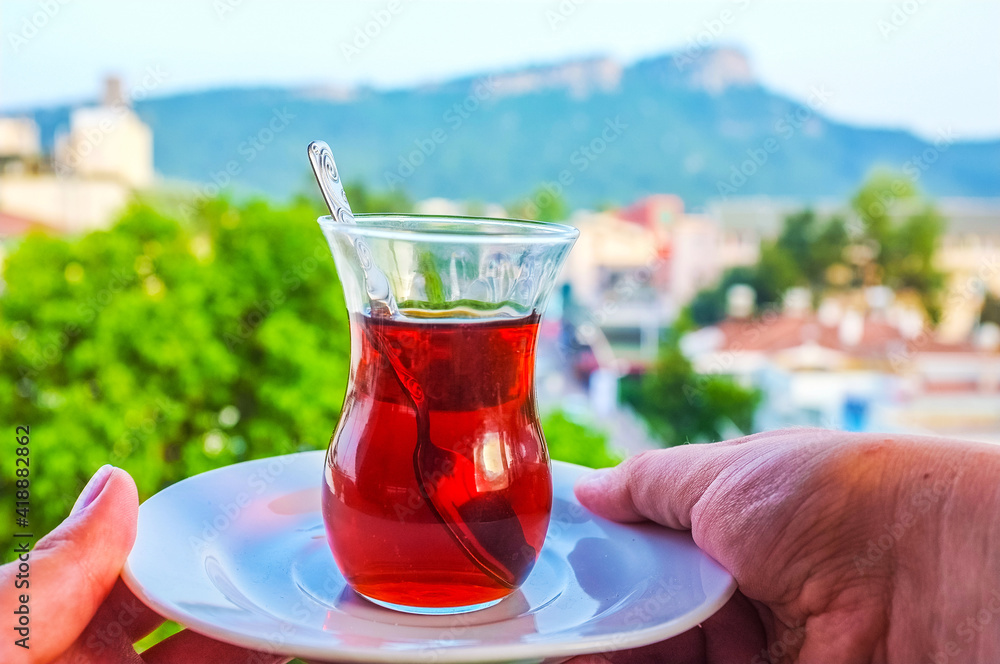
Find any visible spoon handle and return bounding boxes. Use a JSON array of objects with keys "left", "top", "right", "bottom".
[
  {"left": 308, "top": 140, "right": 397, "bottom": 318},
  {"left": 307, "top": 140, "right": 355, "bottom": 225}
]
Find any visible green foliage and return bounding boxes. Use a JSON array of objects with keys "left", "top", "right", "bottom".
[
  {"left": 774, "top": 209, "right": 850, "bottom": 288},
  {"left": 684, "top": 250, "right": 798, "bottom": 328},
  {"left": 752, "top": 243, "right": 802, "bottom": 308},
  {"left": 684, "top": 172, "right": 945, "bottom": 326},
  {"left": 135, "top": 621, "right": 184, "bottom": 653},
  {"left": 135, "top": 84, "right": 1000, "bottom": 211},
  {"left": 850, "top": 171, "right": 918, "bottom": 248},
  {"left": 621, "top": 343, "right": 761, "bottom": 447},
  {"left": 688, "top": 287, "right": 727, "bottom": 328},
  {"left": 416, "top": 251, "right": 446, "bottom": 303},
  {"left": 341, "top": 181, "right": 413, "bottom": 214},
  {"left": 808, "top": 215, "right": 851, "bottom": 283},
  {"left": 542, "top": 410, "right": 622, "bottom": 469},
  {"left": 881, "top": 208, "right": 946, "bottom": 320},
  {"left": 0, "top": 197, "right": 351, "bottom": 553},
  {"left": 850, "top": 172, "right": 946, "bottom": 320}
]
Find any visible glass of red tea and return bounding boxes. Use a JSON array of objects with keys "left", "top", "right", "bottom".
[{"left": 318, "top": 214, "right": 578, "bottom": 614}]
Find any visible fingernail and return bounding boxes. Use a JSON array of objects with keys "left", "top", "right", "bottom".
[
  {"left": 575, "top": 468, "right": 612, "bottom": 491},
  {"left": 71, "top": 465, "right": 115, "bottom": 516}
]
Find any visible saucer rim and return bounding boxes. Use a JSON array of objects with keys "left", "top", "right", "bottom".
[{"left": 123, "top": 453, "right": 737, "bottom": 663}]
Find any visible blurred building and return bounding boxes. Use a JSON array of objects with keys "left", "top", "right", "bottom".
[
  {"left": 0, "top": 117, "right": 41, "bottom": 159},
  {"left": 706, "top": 196, "right": 1000, "bottom": 342},
  {"left": 0, "top": 77, "right": 153, "bottom": 234},
  {"left": 557, "top": 192, "right": 1000, "bottom": 444},
  {"left": 55, "top": 77, "right": 154, "bottom": 188},
  {"left": 681, "top": 289, "right": 1000, "bottom": 442},
  {"left": 563, "top": 195, "right": 758, "bottom": 365}
]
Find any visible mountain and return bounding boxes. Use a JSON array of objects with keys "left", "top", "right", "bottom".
[{"left": 22, "top": 48, "right": 1000, "bottom": 208}]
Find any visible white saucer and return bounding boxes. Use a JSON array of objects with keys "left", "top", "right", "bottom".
[{"left": 123, "top": 452, "right": 735, "bottom": 663}]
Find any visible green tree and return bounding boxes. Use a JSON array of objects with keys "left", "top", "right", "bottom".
[
  {"left": 542, "top": 410, "right": 622, "bottom": 469},
  {"left": 851, "top": 172, "right": 946, "bottom": 320},
  {"left": 621, "top": 342, "right": 760, "bottom": 447},
  {"left": 0, "top": 196, "right": 351, "bottom": 553},
  {"left": 882, "top": 207, "right": 946, "bottom": 319},
  {"left": 752, "top": 242, "right": 802, "bottom": 308},
  {"left": 684, "top": 172, "right": 944, "bottom": 329},
  {"left": 688, "top": 287, "right": 728, "bottom": 327},
  {"left": 683, "top": 244, "right": 800, "bottom": 327},
  {"left": 850, "top": 170, "right": 918, "bottom": 252},
  {"left": 809, "top": 215, "right": 850, "bottom": 284},
  {"left": 775, "top": 209, "right": 849, "bottom": 288}
]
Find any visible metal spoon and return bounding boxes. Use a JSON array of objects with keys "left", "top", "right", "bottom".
[{"left": 307, "top": 140, "right": 397, "bottom": 318}]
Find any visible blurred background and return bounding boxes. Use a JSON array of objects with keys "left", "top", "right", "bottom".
[{"left": 1, "top": 0, "right": 998, "bottom": 605}]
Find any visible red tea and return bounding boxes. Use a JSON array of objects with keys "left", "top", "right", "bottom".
[{"left": 322, "top": 311, "right": 552, "bottom": 610}]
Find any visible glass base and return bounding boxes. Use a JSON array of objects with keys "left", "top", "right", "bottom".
[{"left": 359, "top": 593, "right": 505, "bottom": 615}]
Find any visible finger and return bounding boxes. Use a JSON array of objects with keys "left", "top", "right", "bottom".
[
  {"left": 571, "top": 428, "right": 804, "bottom": 529},
  {"left": 573, "top": 445, "right": 737, "bottom": 529},
  {"left": 141, "top": 630, "right": 292, "bottom": 664},
  {"left": 0, "top": 465, "right": 139, "bottom": 664}
]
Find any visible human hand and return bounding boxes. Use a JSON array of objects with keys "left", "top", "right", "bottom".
[
  {"left": 1, "top": 465, "right": 291, "bottom": 664},
  {"left": 570, "top": 428, "right": 1000, "bottom": 663}
]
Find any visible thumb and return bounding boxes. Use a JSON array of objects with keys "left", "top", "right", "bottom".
[
  {"left": 1, "top": 465, "right": 139, "bottom": 664},
  {"left": 573, "top": 444, "right": 742, "bottom": 531}
]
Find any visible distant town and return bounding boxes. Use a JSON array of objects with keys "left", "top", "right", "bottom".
[{"left": 2, "top": 77, "right": 999, "bottom": 450}]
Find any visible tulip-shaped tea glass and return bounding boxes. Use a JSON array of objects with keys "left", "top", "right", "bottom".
[{"left": 319, "top": 214, "right": 578, "bottom": 615}]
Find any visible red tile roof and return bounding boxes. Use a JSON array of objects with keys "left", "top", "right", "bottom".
[{"left": 713, "top": 314, "right": 976, "bottom": 357}]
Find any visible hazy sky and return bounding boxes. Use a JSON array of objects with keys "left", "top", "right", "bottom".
[{"left": 2, "top": 0, "right": 998, "bottom": 140}]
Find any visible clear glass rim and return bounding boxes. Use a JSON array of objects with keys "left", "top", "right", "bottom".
[{"left": 318, "top": 213, "right": 579, "bottom": 244}]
